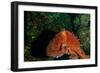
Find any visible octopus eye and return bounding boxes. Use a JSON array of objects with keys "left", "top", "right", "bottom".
[
  {"left": 62, "top": 44, "right": 67, "bottom": 49},
  {"left": 64, "top": 46, "right": 66, "bottom": 49},
  {"left": 59, "top": 43, "right": 67, "bottom": 51}
]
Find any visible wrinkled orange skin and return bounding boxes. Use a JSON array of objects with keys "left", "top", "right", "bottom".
[{"left": 46, "top": 30, "right": 89, "bottom": 59}]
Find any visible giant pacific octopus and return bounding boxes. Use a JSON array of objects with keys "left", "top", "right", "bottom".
[{"left": 46, "top": 30, "right": 89, "bottom": 59}]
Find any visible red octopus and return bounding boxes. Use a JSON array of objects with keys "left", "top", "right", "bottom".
[{"left": 46, "top": 30, "right": 89, "bottom": 59}]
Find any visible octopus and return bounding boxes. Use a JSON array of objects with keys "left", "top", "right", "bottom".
[{"left": 46, "top": 30, "right": 89, "bottom": 59}]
